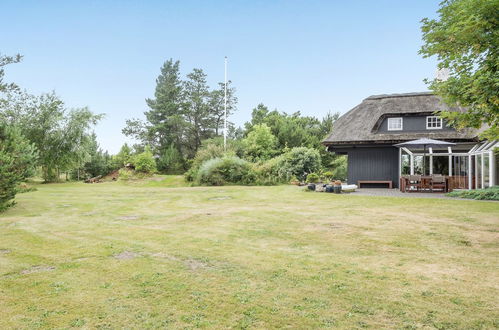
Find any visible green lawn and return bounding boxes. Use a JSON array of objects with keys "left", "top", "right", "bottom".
[{"left": 1, "top": 177, "right": 498, "bottom": 329}]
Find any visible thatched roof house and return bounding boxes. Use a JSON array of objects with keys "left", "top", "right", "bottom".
[
  {"left": 323, "top": 92, "right": 480, "bottom": 146},
  {"left": 322, "top": 92, "right": 494, "bottom": 189}
]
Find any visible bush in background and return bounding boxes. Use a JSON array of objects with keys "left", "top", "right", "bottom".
[
  {"left": 253, "top": 154, "right": 288, "bottom": 185},
  {"left": 196, "top": 156, "right": 256, "bottom": 186},
  {"left": 253, "top": 147, "right": 322, "bottom": 184},
  {"left": 112, "top": 144, "right": 134, "bottom": 168},
  {"left": 185, "top": 138, "right": 243, "bottom": 181},
  {"left": 118, "top": 168, "right": 133, "bottom": 180},
  {"left": 306, "top": 173, "right": 320, "bottom": 183},
  {"left": 329, "top": 156, "right": 347, "bottom": 181},
  {"left": 278, "top": 147, "right": 321, "bottom": 181},
  {"left": 157, "top": 143, "right": 185, "bottom": 174},
  {"left": 242, "top": 124, "right": 277, "bottom": 162},
  {"left": 134, "top": 146, "right": 157, "bottom": 173}
]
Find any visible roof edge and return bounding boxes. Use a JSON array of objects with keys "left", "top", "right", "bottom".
[{"left": 365, "top": 91, "right": 434, "bottom": 100}]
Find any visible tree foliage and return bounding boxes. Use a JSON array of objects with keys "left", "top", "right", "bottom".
[
  {"left": 133, "top": 146, "right": 157, "bottom": 173},
  {"left": 79, "top": 133, "right": 114, "bottom": 179},
  {"left": 244, "top": 104, "right": 339, "bottom": 166},
  {"left": 0, "top": 91, "right": 103, "bottom": 181},
  {"left": 255, "top": 147, "right": 322, "bottom": 183},
  {"left": 0, "top": 53, "right": 22, "bottom": 94},
  {"left": 242, "top": 123, "right": 277, "bottom": 161},
  {"left": 0, "top": 123, "right": 37, "bottom": 211},
  {"left": 113, "top": 143, "right": 133, "bottom": 168},
  {"left": 420, "top": 0, "right": 499, "bottom": 139},
  {"left": 157, "top": 143, "right": 184, "bottom": 174},
  {"left": 123, "top": 59, "right": 237, "bottom": 165}
]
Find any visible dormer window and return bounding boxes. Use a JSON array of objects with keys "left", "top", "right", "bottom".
[
  {"left": 426, "top": 116, "right": 442, "bottom": 129},
  {"left": 387, "top": 117, "right": 403, "bottom": 131}
]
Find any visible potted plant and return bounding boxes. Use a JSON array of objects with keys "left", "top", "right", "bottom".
[
  {"left": 333, "top": 180, "right": 342, "bottom": 194},
  {"left": 306, "top": 173, "right": 320, "bottom": 191},
  {"left": 322, "top": 171, "right": 334, "bottom": 183}
]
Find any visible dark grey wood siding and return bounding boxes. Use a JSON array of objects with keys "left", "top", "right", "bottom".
[
  {"left": 378, "top": 116, "right": 454, "bottom": 133},
  {"left": 345, "top": 146, "right": 399, "bottom": 188}
]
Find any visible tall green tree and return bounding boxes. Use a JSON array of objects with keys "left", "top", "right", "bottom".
[
  {"left": 420, "top": 0, "right": 499, "bottom": 139},
  {"left": 123, "top": 59, "right": 184, "bottom": 153},
  {"left": 123, "top": 59, "right": 237, "bottom": 167},
  {"left": 183, "top": 68, "right": 212, "bottom": 157},
  {"left": 0, "top": 123, "right": 37, "bottom": 211}
]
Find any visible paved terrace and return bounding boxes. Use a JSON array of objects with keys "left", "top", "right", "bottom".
[{"left": 350, "top": 188, "right": 457, "bottom": 199}]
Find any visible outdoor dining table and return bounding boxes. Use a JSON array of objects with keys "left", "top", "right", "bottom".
[{"left": 399, "top": 175, "right": 451, "bottom": 193}]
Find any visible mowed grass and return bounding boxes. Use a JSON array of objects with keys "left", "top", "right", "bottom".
[{"left": 1, "top": 177, "right": 498, "bottom": 329}]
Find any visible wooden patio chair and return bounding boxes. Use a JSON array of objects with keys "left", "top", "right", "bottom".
[
  {"left": 406, "top": 175, "right": 422, "bottom": 192},
  {"left": 431, "top": 175, "right": 446, "bottom": 192}
]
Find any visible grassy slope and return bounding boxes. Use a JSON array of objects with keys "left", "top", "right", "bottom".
[{"left": 0, "top": 177, "right": 498, "bottom": 329}]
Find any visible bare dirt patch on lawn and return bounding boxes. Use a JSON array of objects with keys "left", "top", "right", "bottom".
[
  {"left": 21, "top": 265, "right": 56, "bottom": 275},
  {"left": 113, "top": 251, "right": 142, "bottom": 260},
  {"left": 116, "top": 215, "right": 140, "bottom": 221}
]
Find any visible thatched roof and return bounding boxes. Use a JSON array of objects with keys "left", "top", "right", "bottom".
[{"left": 323, "top": 92, "right": 480, "bottom": 146}]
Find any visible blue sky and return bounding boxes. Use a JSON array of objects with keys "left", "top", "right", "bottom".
[{"left": 1, "top": 0, "right": 440, "bottom": 153}]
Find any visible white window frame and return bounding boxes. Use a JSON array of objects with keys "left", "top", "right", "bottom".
[
  {"left": 387, "top": 117, "right": 403, "bottom": 131},
  {"left": 426, "top": 116, "right": 443, "bottom": 130}
]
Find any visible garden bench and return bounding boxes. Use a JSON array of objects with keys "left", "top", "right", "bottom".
[{"left": 357, "top": 180, "right": 392, "bottom": 189}]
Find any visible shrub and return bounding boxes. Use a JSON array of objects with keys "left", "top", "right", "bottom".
[
  {"left": 196, "top": 156, "right": 256, "bottom": 186},
  {"left": 279, "top": 147, "right": 322, "bottom": 181},
  {"left": 133, "top": 146, "right": 157, "bottom": 173},
  {"left": 329, "top": 156, "right": 347, "bottom": 181},
  {"left": 447, "top": 186, "right": 499, "bottom": 200},
  {"left": 185, "top": 138, "right": 243, "bottom": 182},
  {"left": 306, "top": 173, "right": 320, "bottom": 183},
  {"left": 254, "top": 147, "right": 321, "bottom": 184},
  {"left": 322, "top": 171, "right": 334, "bottom": 181},
  {"left": 118, "top": 168, "right": 133, "bottom": 180},
  {"left": 253, "top": 154, "right": 288, "bottom": 185}
]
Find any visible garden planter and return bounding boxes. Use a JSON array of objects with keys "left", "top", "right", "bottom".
[
  {"left": 325, "top": 185, "right": 334, "bottom": 193},
  {"left": 315, "top": 184, "right": 326, "bottom": 192},
  {"left": 333, "top": 185, "right": 342, "bottom": 194},
  {"left": 307, "top": 183, "right": 316, "bottom": 191}
]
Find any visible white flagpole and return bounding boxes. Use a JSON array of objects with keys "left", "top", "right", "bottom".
[{"left": 224, "top": 56, "right": 227, "bottom": 152}]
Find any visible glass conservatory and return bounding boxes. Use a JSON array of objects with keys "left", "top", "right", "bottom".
[{"left": 399, "top": 140, "right": 498, "bottom": 190}]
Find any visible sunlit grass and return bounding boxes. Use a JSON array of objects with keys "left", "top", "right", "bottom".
[{"left": 1, "top": 177, "right": 498, "bottom": 328}]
